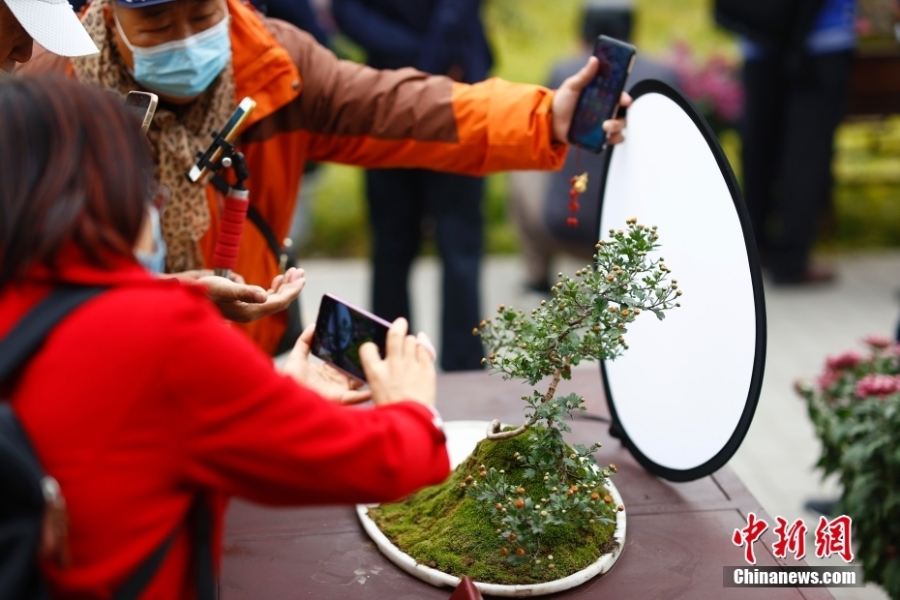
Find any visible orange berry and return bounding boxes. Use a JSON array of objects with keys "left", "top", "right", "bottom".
[
  {"left": 508, "top": 533, "right": 517, "bottom": 541},
  {"left": 514, "top": 498, "right": 525, "bottom": 509},
  {"left": 516, "top": 548, "right": 526, "bottom": 556},
  {"left": 603, "top": 495, "right": 612, "bottom": 504},
  {"left": 591, "top": 493, "right": 600, "bottom": 501},
  {"left": 516, "top": 487, "right": 525, "bottom": 495}
]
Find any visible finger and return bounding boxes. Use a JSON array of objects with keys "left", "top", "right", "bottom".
[
  {"left": 619, "top": 91, "right": 633, "bottom": 108},
  {"left": 339, "top": 390, "right": 373, "bottom": 405},
  {"left": 285, "top": 267, "right": 305, "bottom": 282},
  {"left": 416, "top": 332, "right": 436, "bottom": 362},
  {"left": 386, "top": 318, "right": 409, "bottom": 359},
  {"left": 358, "top": 341, "right": 382, "bottom": 378},
  {"left": 403, "top": 334, "right": 417, "bottom": 360},
  {"left": 265, "top": 279, "right": 303, "bottom": 309},
  {"left": 606, "top": 131, "right": 625, "bottom": 146},
  {"left": 229, "top": 272, "right": 246, "bottom": 285},
  {"left": 233, "top": 284, "right": 267, "bottom": 304},
  {"left": 269, "top": 274, "right": 284, "bottom": 293},
  {"left": 207, "top": 278, "right": 267, "bottom": 304},
  {"left": 602, "top": 119, "right": 625, "bottom": 134},
  {"left": 564, "top": 56, "right": 599, "bottom": 92},
  {"left": 294, "top": 324, "right": 316, "bottom": 360}
]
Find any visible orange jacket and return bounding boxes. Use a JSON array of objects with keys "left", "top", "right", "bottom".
[{"left": 22, "top": 0, "right": 567, "bottom": 353}]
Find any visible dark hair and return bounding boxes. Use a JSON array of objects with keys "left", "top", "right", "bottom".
[
  {"left": 581, "top": 3, "right": 634, "bottom": 45},
  {"left": 0, "top": 76, "right": 154, "bottom": 286}
]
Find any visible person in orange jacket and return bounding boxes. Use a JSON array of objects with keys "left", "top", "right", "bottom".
[{"left": 19, "top": 0, "right": 629, "bottom": 356}]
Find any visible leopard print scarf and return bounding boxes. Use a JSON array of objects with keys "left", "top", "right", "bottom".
[{"left": 71, "top": 0, "right": 236, "bottom": 272}]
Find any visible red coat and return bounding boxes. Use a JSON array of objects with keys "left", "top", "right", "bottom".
[{"left": 0, "top": 253, "right": 450, "bottom": 599}]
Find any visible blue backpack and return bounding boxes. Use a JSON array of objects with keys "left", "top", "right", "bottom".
[{"left": 0, "top": 286, "right": 215, "bottom": 600}]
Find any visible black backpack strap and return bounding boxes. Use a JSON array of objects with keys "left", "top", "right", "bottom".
[
  {"left": 0, "top": 286, "right": 215, "bottom": 600},
  {"left": 246, "top": 205, "right": 284, "bottom": 266},
  {"left": 0, "top": 286, "right": 106, "bottom": 386},
  {"left": 112, "top": 499, "right": 215, "bottom": 600},
  {"left": 246, "top": 205, "right": 303, "bottom": 355},
  {"left": 112, "top": 530, "right": 178, "bottom": 600},
  {"left": 190, "top": 499, "right": 216, "bottom": 600}
]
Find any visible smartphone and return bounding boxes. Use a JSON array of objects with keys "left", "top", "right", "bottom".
[
  {"left": 124, "top": 91, "right": 158, "bottom": 134},
  {"left": 187, "top": 96, "right": 257, "bottom": 183},
  {"left": 567, "top": 35, "right": 637, "bottom": 153},
  {"left": 310, "top": 294, "right": 391, "bottom": 383}
]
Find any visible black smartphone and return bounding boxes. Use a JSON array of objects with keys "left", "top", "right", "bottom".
[
  {"left": 124, "top": 91, "right": 158, "bottom": 134},
  {"left": 310, "top": 294, "right": 391, "bottom": 383},
  {"left": 567, "top": 35, "right": 637, "bottom": 153}
]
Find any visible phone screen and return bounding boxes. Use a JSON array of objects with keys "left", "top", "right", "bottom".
[
  {"left": 568, "top": 37, "right": 636, "bottom": 152},
  {"left": 310, "top": 294, "right": 390, "bottom": 382}
]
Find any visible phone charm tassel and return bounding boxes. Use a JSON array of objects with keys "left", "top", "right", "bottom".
[{"left": 568, "top": 149, "right": 588, "bottom": 227}]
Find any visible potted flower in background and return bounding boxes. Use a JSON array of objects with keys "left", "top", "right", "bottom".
[
  {"left": 797, "top": 336, "right": 900, "bottom": 599},
  {"left": 667, "top": 42, "right": 744, "bottom": 139},
  {"left": 361, "top": 220, "right": 681, "bottom": 591}
]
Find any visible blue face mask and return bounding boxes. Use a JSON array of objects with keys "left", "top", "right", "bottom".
[
  {"left": 115, "top": 15, "right": 231, "bottom": 100},
  {"left": 136, "top": 205, "right": 168, "bottom": 274}
]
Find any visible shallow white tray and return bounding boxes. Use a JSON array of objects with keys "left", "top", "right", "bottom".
[{"left": 356, "top": 420, "right": 626, "bottom": 597}]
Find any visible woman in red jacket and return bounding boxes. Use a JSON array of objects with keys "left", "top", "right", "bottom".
[{"left": 0, "top": 76, "right": 449, "bottom": 598}]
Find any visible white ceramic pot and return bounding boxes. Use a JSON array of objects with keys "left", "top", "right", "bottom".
[{"left": 357, "top": 420, "right": 627, "bottom": 597}]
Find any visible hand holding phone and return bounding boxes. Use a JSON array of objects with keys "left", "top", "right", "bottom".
[
  {"left": 567, "top": 35, "right": 636, "bottom": 152},
  {"left": 358, "top": 318, "right": 436, "bottom": 409},
  {"left": 310, "top": 294, "right": 392, "bottom": 383},
  {"left": 309, "top": 295, "right": 436, "bottom": 407},
  {"left": 282, "top": 324, "right": 372, "bottom": 405}
]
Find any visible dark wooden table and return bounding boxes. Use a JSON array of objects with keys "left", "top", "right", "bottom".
[{"left": 220, "top": 369, "right": 834, "bottom": 599}]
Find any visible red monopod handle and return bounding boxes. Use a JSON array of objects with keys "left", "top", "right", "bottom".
[{"left": 212, "top": 189, "right": 249, "bottom": 276}]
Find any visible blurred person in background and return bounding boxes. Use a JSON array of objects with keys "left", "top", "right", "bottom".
[
  {"left": 331, "top": 0, "right": 493, "bottom": 372},
  {"left": 731, "top": 0, "right": 857, "bottom": 285},
  {"left": 510, "top": 0, "right": 677, "bottom": 294},
  {"left": 21, "top": 0, "right": 627, "bottom": 358},
  {"left": 68, "top": 0, "right": 333, "bottom": 47},
  {"left": 0, "top": 0, "right": 97, "bottom": 74},
  {"left": 0, "top": 75, "right": 448, "bottom": 598}
]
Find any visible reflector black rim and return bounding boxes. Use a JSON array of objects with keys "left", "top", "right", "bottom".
[{"left": 595, "top": 79, "right": 767, "bottom": 482}]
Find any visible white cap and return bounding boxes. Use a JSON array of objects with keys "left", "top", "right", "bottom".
[{"left": 5, "top": 0, "right": 98, "bottom": 57}]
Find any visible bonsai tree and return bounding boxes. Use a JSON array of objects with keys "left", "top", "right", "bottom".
[{"left": 370, "top": 220, "right": 680, "bottom": 584}]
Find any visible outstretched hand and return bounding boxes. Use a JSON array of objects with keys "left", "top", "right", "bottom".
[
  {"left": 551, "top": 56, "right": 632, "bottom": 146},
  {"left": 198, "top": 267, "right": 305, "bottom": 323},
  {"left": 282, "top": 324, "right": 372, "bottom": 405}
]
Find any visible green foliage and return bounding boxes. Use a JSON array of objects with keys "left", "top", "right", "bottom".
[
  {"left": 460, "top": 220, "right": 676, "bottom": 572},
  {"left": 478, "top": 220, "right": 680, "bottom": 386},
  {"left": 797, "top": 339, "right": 900, "bottom": 599},
  {"left": 371, "top": 221, "right": 676, "bottom": 583},
  {"left": 369, "top": 433, "right": 617, "bottom": 584},
  {"left": 464, "top": 422, "right": 618, "bottom": 569}
]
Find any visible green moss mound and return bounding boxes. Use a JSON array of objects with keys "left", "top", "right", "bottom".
[{"left": 368, "top": 433, "right": 618, "bottom": 585}]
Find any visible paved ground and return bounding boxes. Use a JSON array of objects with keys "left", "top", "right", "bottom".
[{"left": 294, "top": 250, "right": 900, "bottom": 600}]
